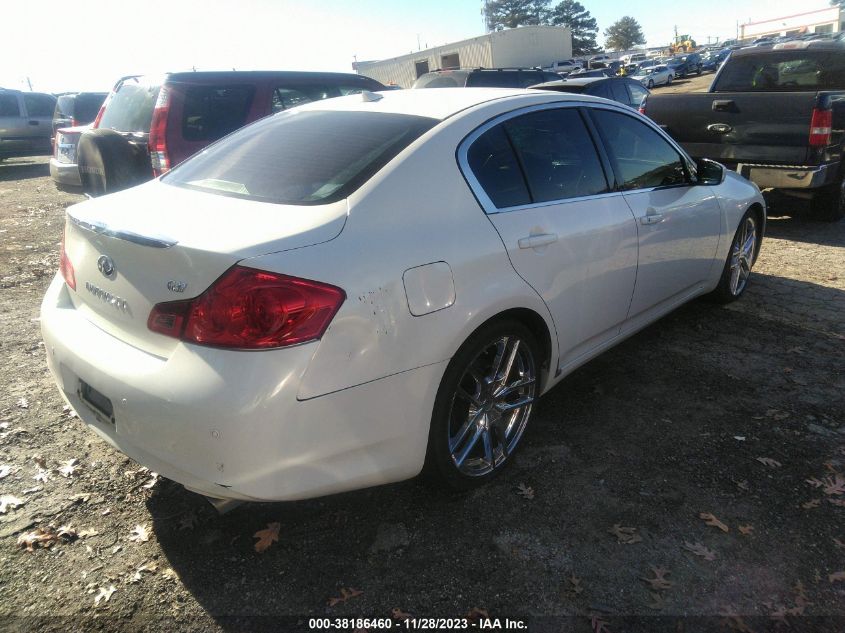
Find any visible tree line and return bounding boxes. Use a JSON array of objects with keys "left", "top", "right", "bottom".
[{"left": 483, "top": 0, "right": 646, "bottom": 54}]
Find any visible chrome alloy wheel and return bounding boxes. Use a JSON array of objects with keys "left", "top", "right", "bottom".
[
  {"left": 447, "top": 336, "right": 537, "bottom": 477},
  {"left": 729, "top": 215, "right": 757, "bottom": 296}
]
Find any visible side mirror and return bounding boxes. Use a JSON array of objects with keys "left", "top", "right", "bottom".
[{"left": 695, "top": 158, "right": 725, "bottom": 185}]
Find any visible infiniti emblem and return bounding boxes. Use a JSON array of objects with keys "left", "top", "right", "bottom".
[{"left": 97, "top": 255, "right": 115, "bottom": 278}]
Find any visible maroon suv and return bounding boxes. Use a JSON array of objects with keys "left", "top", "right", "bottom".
[{"left": 77, "top": 71, "right": 386, "bottom": 196}]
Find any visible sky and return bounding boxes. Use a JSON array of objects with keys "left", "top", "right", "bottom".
[{"left": 0, "top": 0, "right": 836, "bottom": 93}]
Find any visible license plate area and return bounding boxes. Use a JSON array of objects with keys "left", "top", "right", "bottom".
[{"left": 78, "top": 380, "right": 115, "bottom": 425}]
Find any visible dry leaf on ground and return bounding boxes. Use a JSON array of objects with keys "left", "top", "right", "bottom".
[
  {"left": 683, "top": 541, "right": 716, "bottom": 561},
  {"left": 738, "top": 525, "right": 754, "bottom": 536},
  {"left": 178, "top": 511, "right": 198, "bottom": 531},
  {"left": 516, "top": 483, "right": 534, "bottom": 499},
  {"left": 646, "top": 592, "right": 666, "bottom": 610},
  {"left": 130, "top": 562, "right": 159, "bottom": 583},
  {"left": 756, "top": 457, "right": 782, "bottom": 468},
  {"left": 33, "top": 468, "right": 50, "bottom": 483},
  {"left": 802, "top": 499, "right": 822, "bottom": 509},
  {"left": 17, "top": 398, "right": 28, "bottom": 409},
  {"left": 391, "top": 608, "right": 412, "bottom": 621},
  {"left": 829, "top": 572, "right": 845, "bottom": 583},
  {"left": 465, "top": 607, "right": 489, "bottom": 622},
  {"left": 805, "top": 474, "right": 845, "bottom": 496},
  {"left": 253, "top": 522, "right": 280, "bottom": 553},
  {"left": 641, "top": 566, "right": 673, "bottom": 591},
  {"left": 58, "top": 458, "right": 79, "bottom": 478},
  {"left": 94, "top": 585, "right": 116, "bottom": 606},
  {"left": 829, "top": 498, "right": 845, "bottom": 507},
  {"left": 0, "top": 494, "right": 24, "bottom": 513},
  {"left": 0, "top": 465, "right": 11, "bottom": 479},
  {"left": 608, "top": 524, "right": 642, "bottom": 544},
  {"left": 569, "top": 574, "right": 583, "bottom": 594},
  {"left": 699, "top": 512, "right": 729, "bottom": 532},
  {"left": 327, "top": 587, "right": 363, "bottom": 607},
  {"left": 129, "top": 524, "right": 150, "bottom": 543},
  {"left": 16, "top": 525, "right": 77, "bottom": 552},
  {"left": 833, "top": 538, "right": 845, "bottom": 549},
  {"left": 590, "top": 614, "right": 611, "bottom": 633}
]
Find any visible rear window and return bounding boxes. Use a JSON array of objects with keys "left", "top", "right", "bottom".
[
  {"left": 73, "top": 93, "right": 108, "bottom": 124},
  {"left": 182, "top": 85, "right": 255, "bottom": 141},
  {"left": 99, "top": 79, "right": 160, "bottom": 133},
  {"left": 413, "top": 72, "right": 468, "bottom": 88},
  {"left": 466, "top": 72, "right": 526, "bottom": 88},
  {"left": 163, "top": 110, "right": 437, "bottom": 205},
  {"left": 269, "top": 82, "right": 372, "bottom": 113},
  {"left": 713, "top": 51, "right": 845, "bottom": 91}
]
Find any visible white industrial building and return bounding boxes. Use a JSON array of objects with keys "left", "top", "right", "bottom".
[
  {"left": 740, "top": 6, "right": 844, "bottom": 40},
  {"left": 354, "top": 25, "right": 572, "bottom": 88}
]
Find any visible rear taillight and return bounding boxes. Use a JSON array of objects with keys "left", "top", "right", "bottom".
[
  {"left": 59, "top": 232, "right": 76, "bottom": 291},
  {"left": 148, "top": 266, "right": 345, "bottom": 349},
  {"left": 638, "top": 95, "right": 647, "bottom": 115},
  {"left": 92, "top": 104, "right": 106, "bottom": 129},
  {"left": 809, "top": 107, "right": 832, "bottom": 147},
  {"left": 149, "top": 86, "right": 170, "bottom": 177}
]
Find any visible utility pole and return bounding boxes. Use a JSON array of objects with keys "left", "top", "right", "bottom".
[{"left": 26, "top": 76, "right": 32, "bottom": 91}]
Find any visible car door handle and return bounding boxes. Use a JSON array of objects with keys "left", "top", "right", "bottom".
[
  {"left": 28, "top": 120, "right": 39, "bottom": 126},
  {"left": 518, "top": 233, "right": 558, "bottom": 249},
  {"left": 712, "top": 100, "right": 736, "bottom": 112},
  {"left": 640, "top": 213, "right": 664, "bottom": 225}
]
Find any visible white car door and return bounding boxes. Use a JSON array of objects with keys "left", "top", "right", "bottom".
[
  {"left": 459, "top": 105, "right": 638, "bottom": 370},
  {"left": 587, "top": 108, "right": 722, "bottom": 330}
]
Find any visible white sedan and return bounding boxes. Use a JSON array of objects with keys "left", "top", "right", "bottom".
[
  {"left": 41, "top": 89, "right": 764, "bottom": 503},
  {"left": 632, "top": 64, "right": 674, "bottom": 89}
]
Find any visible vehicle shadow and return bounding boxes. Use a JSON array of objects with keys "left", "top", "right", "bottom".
[
  {"left": 147, "top": 276, "right": 845, "bottom": 625},
  {"left": 0, "top": 158, "right": 50, "bottom": 182},
  {"left": 764, "top": 213, "right": 845, "bottom": 247}
]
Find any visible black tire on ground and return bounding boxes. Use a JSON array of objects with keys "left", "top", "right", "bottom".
[
  {"left": 806, "top": 178, "right": 845, "bottom": 222},
  {"left": 77, "top": 129, "right": 150, "bottom": 197},
  {"left": 667, "top": 75, "right": 673, "bottom": 85},
  {"left": 424, "top": 320, "right": 540, "bottom": 490},
  {"left": 647, "top": 80, "right": 654, "bottom": 89},
  {"left": 697, "top": 66, "right": 702, "bottom": 75},
  {"left": 709, "top": 209, "right": 760, "bottom": 304}
]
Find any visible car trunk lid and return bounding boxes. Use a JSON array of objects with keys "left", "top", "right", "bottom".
[{"left": 62, "top": 181, "right": 347, "bottom": 357}]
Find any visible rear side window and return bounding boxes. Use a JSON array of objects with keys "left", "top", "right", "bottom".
[
  {"left": 503, "top": 108, "right": 608, "bottom": 203},
  {"left": 23, "top": 93, "right": 56, "bottom": 118},
  {"left": 466, "top": 72, "right": 522, "bottom": 88},
  {"left": 713, "top": 52, "right": 845, "bottom": 91},
  {"left": 0, "top": 93, "right": 20, "bottom": 117},
  {"left": 591, "top": 109, "right": 688, "bottom": 190},
  {"left": 585, "top": 82, "right": 612, "bottom": 99},
  {"left": 466, "top": 126, "right": 531, "bottom": 208},
  {"left": 182, "top": 85, "right": 255, "bottom": 141},
  {"left": 164, "top": 110, "right": 437, "bottom": 205},
  {"left": 99, "top": 79, "right": 160, "bottom": 133},
  {"left": 610, "top": 81, "right": 630, "bottom": 104},
  {"left": 73, "top": 93, "right": 108, "bottom": 124},
  {"left": 55, "top": 95, "right": 74, "bottom": 119}
]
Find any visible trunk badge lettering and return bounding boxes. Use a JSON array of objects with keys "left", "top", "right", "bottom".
[
  {"left": 97, "top": 255, "right": 115, "bottom": 278},
  {"left": 85, "top": 282, "right": 130, "bottom": 314},
  {"left": 167, "top": 280, "right": 188, "bottom": 293}
]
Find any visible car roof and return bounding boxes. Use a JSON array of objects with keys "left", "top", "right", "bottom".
[
  {"left": 732, "top": 40, "right": 845, "bottom": 56},
  {"left": 291, "top": 87, "right": 609, "bottom": 121}
]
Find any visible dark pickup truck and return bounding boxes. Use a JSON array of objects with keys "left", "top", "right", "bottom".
[{"left": 642, "top": 40, "right": 845, "bottom": 221}]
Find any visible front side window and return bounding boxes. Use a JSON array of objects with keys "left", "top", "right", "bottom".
[
  {"left": 628, "top": 83, "right": 649, "bottom": 108},
  {"left": 591, "top": 109, "right": 688, "bottom": 190},
  {"left": 164, "top": 110, "right": 436, "bottom": 205},
  {"left": 182, "top": 85, "right": 255, "bottom": 141},
  {"left": 23, "top": 93, "right": 56, "bottom": 118}
]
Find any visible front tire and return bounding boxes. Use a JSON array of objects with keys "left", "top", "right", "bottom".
[
  {"left": 710, "top": 210, "right": 759, "bottom": 303},
  {"left": 424, "top": 320, "right": 540, "bottom": 490},
  {"left": 647, "top": 80, "right": 654, "bottom": 89}
]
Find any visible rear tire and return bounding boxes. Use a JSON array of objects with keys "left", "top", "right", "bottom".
[
  {"left": 647, "top": 80, "right": 654, "bottom": 89},
  {"left": 424, "top": 320, "right": 540, "bottom": 490},
  {"left": 77, "top": 129, "right": 150, "bottom": 197},
  {"left": 710, "top": 210, "right": 759, "bottom": 303},
  {"left": 807, "top": 178, "right": 845, "bottom": 222}
]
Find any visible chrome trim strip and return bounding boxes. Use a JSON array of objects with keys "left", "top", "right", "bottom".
[{"left": 67, "top": 213, "right": 177, "bottom": 248}]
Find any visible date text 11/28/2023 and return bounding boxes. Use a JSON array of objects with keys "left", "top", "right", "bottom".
[{"left": 307, "top": 617, "right": 528, "bottom": 630}]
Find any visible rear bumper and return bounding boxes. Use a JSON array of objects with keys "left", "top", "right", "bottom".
[
  {"left": 734, "top": 162, "right": 837, "bottom": 190},
  {"left": 49, "top": 159, "right": 81, "bottom": 187},
  {"left": 40, "top": 274, "right": 442, "bottom": 501}
]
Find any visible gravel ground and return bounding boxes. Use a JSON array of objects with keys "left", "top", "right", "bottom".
[{"left": 0, "top": 132, "right": 843, "bottom": 633}]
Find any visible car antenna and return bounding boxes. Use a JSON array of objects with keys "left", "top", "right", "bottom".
[{"left": 361, "top": 90, "right": 384, "bottom": 102}]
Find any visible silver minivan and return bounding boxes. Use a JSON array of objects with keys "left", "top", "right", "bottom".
[{"left": 0, "top": 89, "right": 56, "bottom": 161}]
